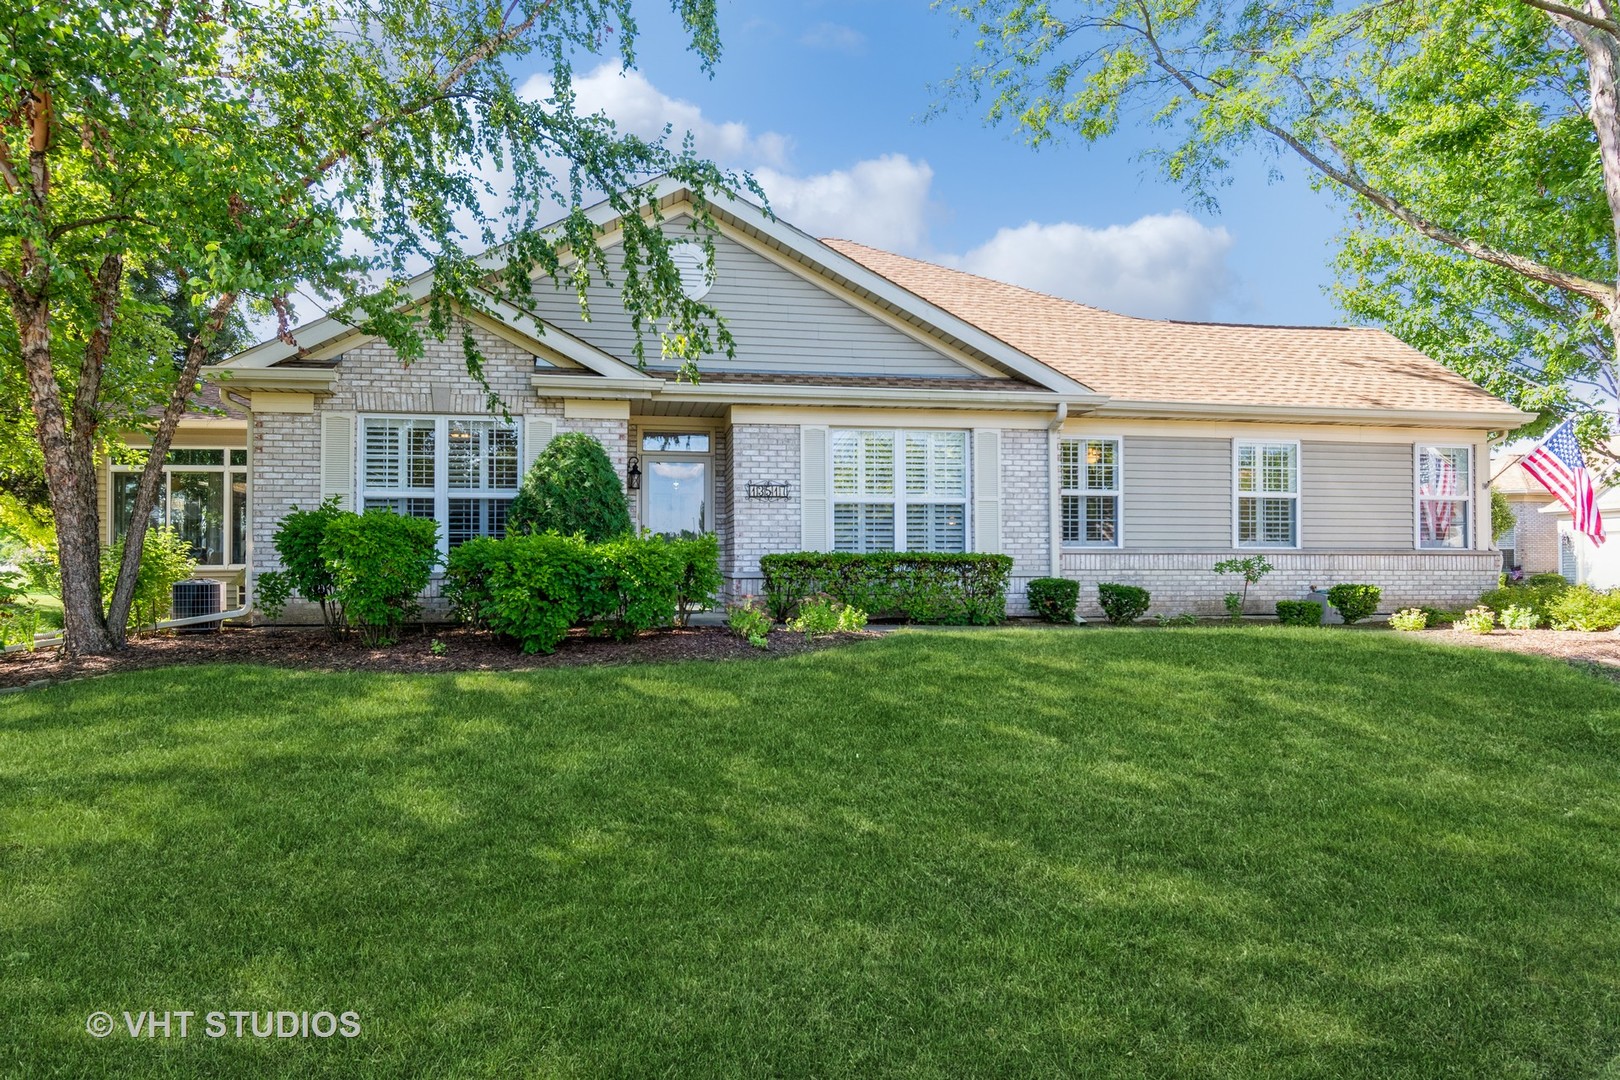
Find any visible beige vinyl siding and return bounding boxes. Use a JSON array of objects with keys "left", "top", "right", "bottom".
[
  {"left": 1300, "top": 441, "right": 1414, "bottom": 550},
  {"left": 524, "top": 225, "right": 982, "bottom": 379},
  {"left": 1121, "top": 436, "right": 1231, "bottom": 549}
]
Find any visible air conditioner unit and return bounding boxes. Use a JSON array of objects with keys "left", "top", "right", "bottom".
[{"left": 171, "top": 578, "right": 226, "bottom": 632}]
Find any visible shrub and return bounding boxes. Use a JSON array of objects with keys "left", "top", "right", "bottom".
[
  {"left": 1275, "top": 600, "right": 1323, "bottom": 627},
  {"left": 508, "top": 432, "right": 631, "bottom": 542},
  {"left": 1223, "top": 592, "right": 1244, "bottom": 621},
  {"left": 1454, "top": 606, "right": 1496, "bottom": 635},
  {"left": 1213, "top": 555, "right": 1273, "bottom": 616},
  {"left": 320, "top": 510, "right": 439, "bottom": 646},
  {"left": 1545, "top": 586, "right": 1620, "bottom": 631},
  {"left": 1326, "top": 583, "right": 1382, "bottom": 625},
  {"left": 444, "top": 533, "right": 598, "bottom": 654},
  {"left": 0, "top": 569, "right": 42, "bottom": 649},
  {"left": 1155, "top": 611, "right": 1199, "bottom": 627},
  {"left": 1388, "top": 608, "right": 1428, "bottom": 632},
  {"left": 1480, "top": 579, "right": 1569, "bottom": 626},
  {"left": 670, "top": 533, "right": 723, "bottom": 627},
  {"left": 759, "top": 552, "right": 1012, "bottom": 626},
  {"left": 256, "top": 498, "right": 348, "bottom": 638},
  {"left": 101, "top": 525, "right": 197, "bottom": 633},
  {"left": 1026, "top": 577, "right": 1080, "bottom": 623},
  {"left": 1097, "top": 582, "right": 1150, "bottom": 625},
  {"left": 788, "top": 594, "right": 868, "bottom": 638},
  {"left": 590, "top": 533, "right": 681, "bottom": 639},
  {"left": 726, "top": 597, "right": 772, "bottom": 648},
  {"left": 1499, "top": 604, "right": 1540, "bottom": 631},
  {"left": 1419, "top": 606, "right": 1466, "bottom": 627}
]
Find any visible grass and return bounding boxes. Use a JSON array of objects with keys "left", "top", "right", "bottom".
[{"left": 3, "top": 627, "right": 1620, "bottom": 1078}]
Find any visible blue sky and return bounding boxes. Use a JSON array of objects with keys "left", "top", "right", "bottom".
[{"left": 502, "top": 0, "right": 1352, "bottom": 326}]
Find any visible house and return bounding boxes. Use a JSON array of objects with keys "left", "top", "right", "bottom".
[
  {"left": 106, "top": 178, "right": 1532, "bottom": 620},
  {"left": 1539, "top": 486, "right": 1619, "bottom": 587},
  {"left": 1491, "top": 452, "right": 1563, "bottom": 575}
]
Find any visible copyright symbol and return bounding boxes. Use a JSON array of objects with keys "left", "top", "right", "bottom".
[{"left": 86, "top": 1012, "right": 115, "bottom": 1038}]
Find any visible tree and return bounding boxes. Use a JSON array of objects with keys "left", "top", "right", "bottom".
[
  {"left": 1, "top": 0, "right": 748, "bottom": 655},
  {"left": 508, "top": 432, "right": 633, "bottom": 541},
  {"left": 935, "top": 0, "right": 1620, "bottom": 445}
]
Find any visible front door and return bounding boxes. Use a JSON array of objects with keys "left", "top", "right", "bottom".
[{"left": 644, "top": 458, "right": 709, "bottom": 537}]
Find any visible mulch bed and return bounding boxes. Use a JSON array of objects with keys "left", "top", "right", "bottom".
[
  {"left": 1417, "top": 627, "right": 1620, "bottom": 680},
  {"left": 0, "top": 624, "right": 877, "bottom": 690}
]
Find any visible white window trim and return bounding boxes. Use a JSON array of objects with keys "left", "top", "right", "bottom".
[
  {"left": 109, "top": 447, "right": 251, "bottom": 568},
  {"left": 358, "top": 415, "right": 520, "bottom": 557},
  {"left": 830, "top": 428, "right": 972, "bottom": 553},
  {"left": 1231, "top": 438, "right": 1302, "bottom": 550},
  {"left": 1412, "top": 443, "right": 1473, "bottom": 552},
  {"left": 637, "top": 427, "right": 716, "bottom": 537},
  {"left": 1059, "top": 435, "right": 1125, "bottom": 548}
]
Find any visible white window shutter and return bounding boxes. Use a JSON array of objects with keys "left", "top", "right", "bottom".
[
  {"left": 973, "top": 428, "right": 1002, "bottom": 553},
  {"left": 320, "top": 412, "right": 355, "bottom": 507},
  {"left": 522, "top": 415, "right": 556, "bottom": 477},
  {"left": 801, "top": 425, "right": 830, "bottom": 551}
]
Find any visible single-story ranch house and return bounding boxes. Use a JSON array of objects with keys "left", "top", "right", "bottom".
[{"left": 105, "top": 177, "right": 1532, "bottom": 620}]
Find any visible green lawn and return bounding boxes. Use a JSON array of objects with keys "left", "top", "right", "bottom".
[{"left": 3, "top": 628, "right": 1620, "bottom": 1078}]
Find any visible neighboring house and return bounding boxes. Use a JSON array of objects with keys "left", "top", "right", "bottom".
[
  {"left": 1491, "top": 452, "right": 1562, "bottom": 575},
  {"left": 104, "top": 178, "right": 1531, "bottom": 620},
  {"left": 1540, "top": 486, "right": 1619, "bottom": 588}
]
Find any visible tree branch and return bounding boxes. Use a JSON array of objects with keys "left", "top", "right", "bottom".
[
  {"left": 69, "top": 251, "right": 124, "bottom": 450},
  {"left": 1519, "top": 0, "right": 1620, "bottom": 37}
]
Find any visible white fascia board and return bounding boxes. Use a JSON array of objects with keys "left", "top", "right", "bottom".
[
  {"left": 1093, "top": 398, "right": 1536, "bottom": 429},
  {"left": 530, "top": 374, "right": 660, "bottom": 399},
  {"left": 652, "top": 380, "right": 1086, "bottom": 412},
  {"left": 205, "top": 367, "right": 337, "bottom": 392}
]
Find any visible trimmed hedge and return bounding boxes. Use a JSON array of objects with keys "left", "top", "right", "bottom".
[
  {"left": 320, "top": 510, "right": 439, "bottom": 646},
  {"left": 1027, "top": 577, "right": 1080, "bottom": 623},
  {"left": 444, "top": 531, "right": 720, "bottom": 653},
  {"left": 1097, "top": 582, "right": 1150, "bottom": 626},
  {"left": 1275, "top": 600, "right": 1323, "bottom": 627},
  {"left": 759, "top": 552, "right": 1012, "bottom": 625},
  {"left": 1326, "top": 583, "right": 1381, "bottom": 625}
]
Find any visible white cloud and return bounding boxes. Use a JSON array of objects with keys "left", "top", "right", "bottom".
[
  {"left": 946, "top": 214, "right": 1239, "bottom": 320},
  {"left": 800, "top": 22, "right": 866, "bottom": 54},
  {"left": 753, "top": 155, "right": 936, "bottom": 255},
  {"left": 522, "top": 65, "right": 791, "bottom": 169}
]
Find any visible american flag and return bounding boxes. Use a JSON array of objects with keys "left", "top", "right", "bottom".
[{"left": 1520, "top": 419, "right": 1605, "bottom": 545}]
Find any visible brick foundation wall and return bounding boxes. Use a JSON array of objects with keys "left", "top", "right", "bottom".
[{"left": 1057, "top": 550, "right": 1501, "bottom": 619}]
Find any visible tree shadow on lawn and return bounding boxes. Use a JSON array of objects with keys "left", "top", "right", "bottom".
[{"left": 3, "top": 629, "right": 1620, "bottom": 1078}]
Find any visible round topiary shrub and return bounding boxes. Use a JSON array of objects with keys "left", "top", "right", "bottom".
[
  {"left": 1325, "top": 583, "right": 1382, "bottom": 625},
  {"left": 1027, "top": 577, "right": 1080, "bottom": 623},
  {"left": 508, "top": 432, "right": 632, "bottom": 542}
]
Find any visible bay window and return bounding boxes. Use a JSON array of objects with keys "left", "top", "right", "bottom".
[
  {"left": 360, "top": 416, "right": 518, "bottom": 551},
  {"left": 111, "top": 448, "right": 248, "bottom": 566},
  {"left": 1060, "top": 438, "right": 1121, "bottom": 546},
  {"left": 1235, "top": 441, "right": 1299, "bottom": 547},
  {"left": 1416, "top": 445, "right": 1471, "bottom": 548},
  {"left": 832, "top": 429, "right": 967, "bottom": 553}
]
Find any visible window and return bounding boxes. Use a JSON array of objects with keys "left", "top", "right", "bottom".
[
  {"left": 1235, "top": 441, "right": 1299, "bottom": 547},
  {"left": 1416, "top": 445, "right": 1471, "bottom": 549},
  {"left": 360, "top": 417, "right": 518, "bottom": 552},
  {"left": 1060, "top": 438, "right": 1121, "bottom": 546},
  {"left": 832, "top": 429, "right": 967, "bottom": 553},
  {"left": 110, "top": 447, "right": 249, "bottom": 566}
]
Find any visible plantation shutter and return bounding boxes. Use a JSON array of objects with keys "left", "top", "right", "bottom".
[
  {"left": 320, "top": 412, "right": 355, "bottom": 507},
  {"left": 972, "top": 428, "right": 1002, "bottom": 553},
  {"left": 98, "top": 457, "right": 112, "bottom": 545},
  {"left": 522, "top": 415, "right": 556, "bottom": 477},
  {"left": 801, "top": 425, "right": 831, "bottom": 551}
]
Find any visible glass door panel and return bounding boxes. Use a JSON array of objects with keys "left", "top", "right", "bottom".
[{"left": 645, "top": 459, "right": 708, "bottom": 538}]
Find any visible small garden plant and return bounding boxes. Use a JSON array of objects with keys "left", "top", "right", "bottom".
[
  {"left": 1454, "top": 606, "right": 1496, "bottom": 635},
  {"left": 100, "top": 525, "right": 197, "bottom": 634},
  {"left": 1499, "top": 604, "right": 1540, "bottom": 631},
  {"left": 1097, "top": 583, "right": 1151, "bottom": 625},
  {"left": 1388, "top": 608, "right": 1428, "bottom": 632},
  {"left": 726, "top": 597, "right": 773, "bottom": 648},
  {"left": 1326, "top": 583, "right": 1382, "bottom": 625},
  {"left": 1546, "top": 585, "right": 1620, "bottom": 631},
  {"left": 1275, "top": 600, "right": 1323, "bottom": 627},
  {"left": 1155, "top": 611, "right": 1198, "bottom": 627},
  {"left": 1026, "top": 577, "right": 1080, "bottom": 623},
  {"left": 788, "top": 595, "right": 868, "bottom": 638},
  {"left": 1213, "top": 555, "right": 1273, "bottom": 619}
]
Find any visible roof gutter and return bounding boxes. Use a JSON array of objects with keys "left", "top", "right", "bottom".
[{"left": 1092, "top": 398, "right": 1536, "bottom": 429}]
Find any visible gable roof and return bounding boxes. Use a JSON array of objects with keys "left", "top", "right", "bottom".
[{"left": 823, "top": 239, "right": 1530, "bottom": 424}]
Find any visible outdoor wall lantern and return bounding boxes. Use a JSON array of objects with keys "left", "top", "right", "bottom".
[{"left": 626, "top": 454, "right": 642, "bottom": 491}]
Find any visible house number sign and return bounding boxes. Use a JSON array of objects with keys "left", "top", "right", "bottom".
[{"left": 746, "top": 481, "right": 791, "bottom": 499}]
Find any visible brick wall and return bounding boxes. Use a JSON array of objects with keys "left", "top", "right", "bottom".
[
  {"left": 1505, "top": 495, "right": 1559, "bottom": 575},
  {"left": 727, "top": 423, "right": 801, "bottom": 595},
  {"left": 999, "top": 428, "right": 1051, "bottom": 614},
  {"left": 1057, "top": 550, "right": 1500, "bottom": 619}
]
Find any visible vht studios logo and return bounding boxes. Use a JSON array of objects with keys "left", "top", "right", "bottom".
[{"left": 86, "top": 1010, "right": 361, "bottom": 1040}]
